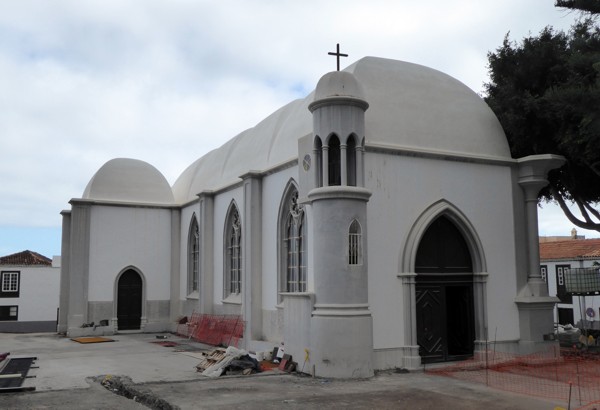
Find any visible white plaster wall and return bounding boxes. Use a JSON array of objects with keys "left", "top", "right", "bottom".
[
  {"left": 1, "top": 266, "right": 60, "bottom": 321},
  {"left": 212, "top": 187, "right": 243, "bottom": 305},
  {"left": 365, "top": 152, "right": 521, "bottom": 349},
  {"left": 87, "top": 205, "right": 172, "bottom": 301},
  {"left": 260, "top": 167, "right": 298, "bottom": 310}
]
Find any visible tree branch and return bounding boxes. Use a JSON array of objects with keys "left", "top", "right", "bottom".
[
  {"left": 583, "top": 200, "right": 600, "bottom": 220},
  {"left": 575, "top": 195, "right": 593, "bottom": 223},
  {"left": 555, "top": 0, "right": 600, "bottom": 14},
  {"left": 550, "top": 186, "right": 600, "bottom": 231}
]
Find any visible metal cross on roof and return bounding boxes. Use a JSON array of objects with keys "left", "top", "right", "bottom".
[{"left": 328, "top": 43, "right": 348, "bottom": 71}]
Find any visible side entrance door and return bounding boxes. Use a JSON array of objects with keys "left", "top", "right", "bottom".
[{"left": 117, "top": 269, "right": 142, "bottom": 330}]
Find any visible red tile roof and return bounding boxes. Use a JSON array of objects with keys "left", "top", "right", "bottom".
[
  {"left": 0, "top": 250, "right": 52, "bottom": 266},
  {"left": 540, "top": 238, "right": 600, "bottom": 261}
]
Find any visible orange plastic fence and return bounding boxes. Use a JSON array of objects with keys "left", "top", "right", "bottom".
[
  {"left": 176, "top": 313, "right": 244, "bottom": 348},
  {"left": 426, "top": 347, "right": 600, "bottom": 409}
]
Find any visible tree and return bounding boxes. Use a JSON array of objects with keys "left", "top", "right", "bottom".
[
  {"left": 484, "top": 19, "right": 600, "bottom": 231},
  {"left": 555, "top": 0, "right": 600, "bottom": 15}
]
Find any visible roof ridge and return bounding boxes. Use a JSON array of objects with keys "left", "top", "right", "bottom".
[{"left": 0, "top": 250, "right": 52, "bottom": 266}]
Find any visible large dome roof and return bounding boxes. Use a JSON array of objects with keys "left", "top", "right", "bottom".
[
  {"left": 177, "top": 56, "right": 512, "bottom": 203},
  {"left": 82, "top": 158, "right": 174, "bottom": 204}
]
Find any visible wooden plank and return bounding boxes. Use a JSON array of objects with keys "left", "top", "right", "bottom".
[{"left": 0, "top": 373, "right": 22, "bottom": 379}]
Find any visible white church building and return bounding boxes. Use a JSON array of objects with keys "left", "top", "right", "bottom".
[{"left": 59, "top": 56, "right": 565, "bottom": 377}]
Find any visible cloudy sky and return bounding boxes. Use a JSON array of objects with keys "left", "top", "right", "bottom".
[{"left": 0, "top": 0, "right": 597, "bottom": 258}]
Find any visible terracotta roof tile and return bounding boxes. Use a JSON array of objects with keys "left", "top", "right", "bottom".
[
  {"left": 0, "top": 250, "right": 52, "bottom": 266},
  {"left": 540, "top": 239, "right": 600, "bottom": 261}
]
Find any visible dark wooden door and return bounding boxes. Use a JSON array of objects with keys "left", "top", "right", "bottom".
[
  {"left": 415, "top": 216, "right": 475, "bottom": 363},
  {"left": 117, "top": 269, "right": 142, "bottom": 330},
  {"left": 445, "top": 283, "right": 475, "bottom": 358},
  {"left": 416, "top": 284, "right": 445, "bottom": 362}
]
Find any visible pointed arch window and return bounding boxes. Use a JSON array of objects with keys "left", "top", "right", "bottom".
[
  {"left": 283, "top": 190, "right": 307, "bottom": 292},
  {"left": 349, "top": 219, "right": 362, "bottom": 265},
  {"left": 225, "top": 205, "right": 242, "bottom": 297},
  {"left": 347, "top": 135, "right": 357, "bottom": 186},
  {"left": 314, "top": 136, "right": 323, "bottom": 188},
  {"left": 188, "top": 216, "right": 199, "bottom": 294},
  {"left": 328, "top": 135, "right": 341, "bottom": 186}
]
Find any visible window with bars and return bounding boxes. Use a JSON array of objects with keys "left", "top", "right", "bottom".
[
  {"left": 285, "top": 191, "right": 306, "bottom": 292},
  {"left": 556, "top": 265, "right": 572, "bottom": 303},
  {"left": 0, "top": 271, "right": 19, "bottom": 297},
  {"left": 0, "top": 305, "right": 18, "bottom": 321},
  {"left": 225, "top": 206, "right": 242, "bottom": 297},
  {"left": 540, "top": 265, "right": 547, "bottom": 282},
  {"left": 349, "top": 220, "right": 362, "bottom": 265},
  {"left": 188, "top": 216, "right": 199, "bottom": 294}
]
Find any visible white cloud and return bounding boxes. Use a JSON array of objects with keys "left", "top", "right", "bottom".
[{"left": 0, "top": 0, "right": 593, "bottom": 247}]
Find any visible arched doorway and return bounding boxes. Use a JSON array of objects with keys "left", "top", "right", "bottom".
[
  {"left": 117, "top": 269, "right": 142, "bottom": 330},
  {"left": 415, "top": 216, "right": 475, "bottom": 363}
]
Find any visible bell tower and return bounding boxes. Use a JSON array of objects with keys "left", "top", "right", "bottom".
[{"left": 306, "top": 53, "right": 373, "bottom": 378}]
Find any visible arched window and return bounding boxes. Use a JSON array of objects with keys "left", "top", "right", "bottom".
[
  {"left": 328, "top": 135, "right": 341, "bottom": 186},
  {"left": 314, "top": 136, "right": 323, "bottom": 188},
  {"left": 282, "top": 189, "right": 306, "bottom": 292},
  {"left": 347, "top": 135, "right": 357, "bottom": 186},
  {"left": 349, "top": 219, "right": 362, "bottom": 265},
  {"left": 224, "top": 205, "right": 242, "bottom": 297},
  {"left": 188, "top": 215, "right": 199, "bottom": 294}
]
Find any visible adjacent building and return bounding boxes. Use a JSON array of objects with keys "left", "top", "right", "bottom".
[
  {"left": 540, "top": 231, "right": 600, "bottom": 329},
  {"left": 0, "top": 250, "right": 61, "bottom": 332}
]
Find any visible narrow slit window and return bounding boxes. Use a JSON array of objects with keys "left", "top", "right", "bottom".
[
  {"left": 349, "top": 220, "right": 362, "bottom": 265},
  {"left": 188, "top": 217, "right": 199, "bottom": 293}
]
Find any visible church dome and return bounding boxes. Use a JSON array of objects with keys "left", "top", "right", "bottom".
[
  {"left": 313, "top": 71, "right": 367, "bottom": 102},
  {"left": 83, "top": 158, "right": 174, "bottom": 204},
  {"left": 173, "top": 57, "right": 511, "bottom": 203}
]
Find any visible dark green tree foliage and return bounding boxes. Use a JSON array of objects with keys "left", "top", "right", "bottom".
[
  {"left": 555, "top": 0, "right": 600, "bottom": 14},
  {"left": 484, "top": 20, "right": 600, "bottom": 231}
]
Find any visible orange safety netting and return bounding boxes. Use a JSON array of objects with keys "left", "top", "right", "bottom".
[
  {"left": 176, "top": 312, "right": 244, "bottom": 348},
  {"left": 425, "top": 347, "right": 600, "bottom": 409}
]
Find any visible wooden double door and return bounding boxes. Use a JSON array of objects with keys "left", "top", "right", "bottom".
[
  {"left": 416, "top": 277, "right": 475, "bottom": 363},
  {"left": 415, "top": 216, "right": 475, "bottom": 363}
]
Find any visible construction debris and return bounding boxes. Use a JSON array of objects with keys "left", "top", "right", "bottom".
[
  {"left": 0, "top": 356, "right": 37, "bottom": 393},
  {"left": 196, "top": 346, "right": 261, "bottom": 377}
]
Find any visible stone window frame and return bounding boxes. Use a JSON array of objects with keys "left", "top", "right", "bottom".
[
  {"left": 224, "top": 203, "right": 242, "bottom": 299},
  {"left": 187, "top": 215, "right": 200, "bottom": 296}
]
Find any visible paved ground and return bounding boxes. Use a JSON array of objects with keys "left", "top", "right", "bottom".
[{"left": 0, "top": 332, "right": 567, "bottom": 409}]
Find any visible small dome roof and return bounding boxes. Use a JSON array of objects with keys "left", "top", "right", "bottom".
[
  {"left": 313, "top": 71, "right": 367, "bottom": 101},
  {"left": 173, "top": 57, "right": 511, "bottom": 203},
  {"left": 83, "top": 158, "right": 174, "bottom": 204}
]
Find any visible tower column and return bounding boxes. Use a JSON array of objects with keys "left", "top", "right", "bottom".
[
  {"left": 515, "top": 154, "right": 566, "bottom": 345},
  {"left": 198, "top": 191, "right": 215, "bottom": 314},
  {"left": 308, "top": 187, "right": 372, "bottom": 378},
  {"left": 305, "top": 68, "right": 372, "bottom": 378},
  {"left": 241, "top": 172, "right": 263, "bottom": 343}
]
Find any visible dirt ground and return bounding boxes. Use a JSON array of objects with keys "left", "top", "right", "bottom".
[
  {"left": 0, "top": 332, "right": 569, "bottom": 409},
  {"left": 2, "top": 370, "right": 562, "bottom": 410}
]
